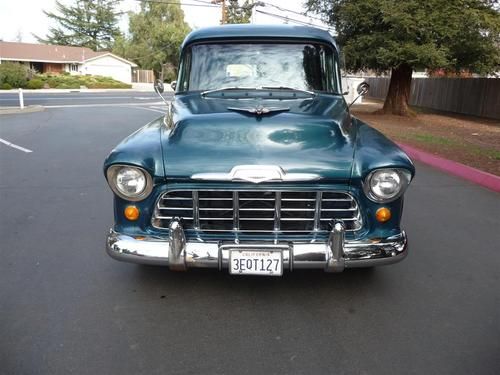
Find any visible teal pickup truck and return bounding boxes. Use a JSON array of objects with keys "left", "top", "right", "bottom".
[{"left": 104, "top": 25, "right": 415, "bottom": 276}]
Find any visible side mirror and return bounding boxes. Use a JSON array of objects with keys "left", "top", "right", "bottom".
[
  {"left": 348, "top": 82, "right": 370, "bottom": 108},
  {"left": 170, "top": 81, "right": 177, "bottom": 91},
  {"left": 356, "top": 82, "right": 369, "bottom": 96},
  {"left": 154, "top": 79, "right": 164, "bottom": 94}
]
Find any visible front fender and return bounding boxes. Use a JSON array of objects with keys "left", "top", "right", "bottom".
[
  {"left": 103, "top": 117, "right": 167, "bottom": 183},
  {"left": 350, "top": 117, "right": 415, "bottom": 181}
]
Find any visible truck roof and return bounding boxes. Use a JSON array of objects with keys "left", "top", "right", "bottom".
[{"left": 181, "top": 24, "right": 337, "bottom": 50}]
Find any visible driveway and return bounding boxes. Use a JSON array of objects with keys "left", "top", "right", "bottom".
[{"left": 1, "top": 102, "right": 499, "bottom": 374}]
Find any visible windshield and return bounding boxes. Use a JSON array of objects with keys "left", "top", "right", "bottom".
[{"left": 177, "top": 42, "right": 340, "bottom": 93}]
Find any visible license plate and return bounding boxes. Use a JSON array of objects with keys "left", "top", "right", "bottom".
[{"left": 229, "top": 250, "right": 283, "bottom": 276}]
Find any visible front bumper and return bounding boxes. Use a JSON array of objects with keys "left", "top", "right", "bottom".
[{"left": 106, "top": 220, "right": 408, "bottom": 272}]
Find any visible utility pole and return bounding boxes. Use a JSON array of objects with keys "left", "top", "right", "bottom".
[{"left": 211, "top": 0, "right": 227, "bottom": 24}]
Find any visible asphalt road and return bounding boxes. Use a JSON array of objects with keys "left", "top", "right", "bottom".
[
  {"left": 0, "top": 90, "right": 171, "bottom": 107},
  {"left": 1, "top": 100, "right": 499, "bottom": 375}
]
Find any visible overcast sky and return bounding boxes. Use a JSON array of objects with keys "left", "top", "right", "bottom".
[{"left": 0, "top": 0, "right": 329, "bottom": 44}]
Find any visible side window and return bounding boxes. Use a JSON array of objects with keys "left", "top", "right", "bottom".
[
  {"left": 178, "top": 48, "right": 192, "bottom": 92},
  {"left": 320, "top": 47, "right": 337, "bottom": 93},
  {"left": 333, "top": 57, "right": 341, "bottom": 94}
]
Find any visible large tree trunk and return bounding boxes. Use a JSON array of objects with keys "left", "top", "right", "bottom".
[{"left": 382, "top": 63, "right": 413, "bottom": 116}]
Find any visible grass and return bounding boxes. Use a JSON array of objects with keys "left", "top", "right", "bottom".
[
  {"left": 470, "top": 146, "right": 500, "bottom": 160},
  {"left": 402, "top": 132, "right": 500, "bottom": 161},
  {"left": 408, "top": 133, "right": 456, "bottom": 145}
]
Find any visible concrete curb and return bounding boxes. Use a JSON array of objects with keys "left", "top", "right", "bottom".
[
  {"left": 0, "top": 105, "right": 44, "bottom": 115},
  {"left": 398, "top": 143, "right": 500, "bottom": 193}
]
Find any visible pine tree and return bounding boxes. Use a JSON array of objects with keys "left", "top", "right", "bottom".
[{"left": 36, "top": 0, "right": 122, "bottom": 51}]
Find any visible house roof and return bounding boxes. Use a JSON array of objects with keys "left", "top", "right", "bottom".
[
  {"left": 83, "top": 52, "right": 137, "bottom": 67},
  {"left": 0, "top": 41, "right": 136, "bottom": 66},
  {"left": 182, "top": 24, "right": 338, "bottom": 51}
]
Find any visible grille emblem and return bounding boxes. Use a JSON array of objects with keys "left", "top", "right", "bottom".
[
  {"left": 227, "top": 105, "right": 289, "bottom": 116},
  {"left": 192, "top": 165, "right": 320, "bottom": 183}
]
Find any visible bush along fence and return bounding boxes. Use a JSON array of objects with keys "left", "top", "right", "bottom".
[{"left": 364, "top": 77, "right": 500, "bottom": 120}]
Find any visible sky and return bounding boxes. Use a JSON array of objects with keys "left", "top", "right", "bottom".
[{"left": 0, "top": 0, "right": 330, "bottom": 44}]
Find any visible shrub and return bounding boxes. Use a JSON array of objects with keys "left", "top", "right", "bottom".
[
  {"left": 29, "top": 72, "right": 131, "bottom": 89},
  {"left": 0, "top": 62, "right": 28, "bottom": 88},
  {"left": 26, "top": 79, "right": 44, "bottom": 89},
  {"left": 86, "top": 81, "right": 131, "bottom": 89},
  {"left": 0, "top": 83, "right": 12, "bottom": 90},
  {"left": 46, "top": 78, "right": 60, "bottom": 88},
  {"left": 55, "top": 83, "right": 80, "bottom": 89}
]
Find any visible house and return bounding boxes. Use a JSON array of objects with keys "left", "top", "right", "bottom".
[{"left": 0, "top": 41, "right": 137, "bottom": 84}]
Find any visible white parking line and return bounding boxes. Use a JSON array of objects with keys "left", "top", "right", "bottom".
[
  {"left": 44, "top": 102, "right": 164, "bottom": 109},
  {"left": 139, "top": 107, "right": 166, "bottom": 114},
  {"left": 0, "top": 138, "right": 33, "bottom": 153},
  {"left": 0, "top": 96, "right": 157, "bottom": 101},
  {"left": 43, "top": 102, "right": 167, "bottom": 114}
]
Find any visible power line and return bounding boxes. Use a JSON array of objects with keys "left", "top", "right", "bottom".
[
  {"left": 188, "top": 0, "right": 221, "bottom": 5},
  {"left": 133, "top": 0, "right": 332, "bottom": 29},
  {"left": 255, "top": 9, "right": 333, "bottom": 31},
  {"left": 258, "top": 1, "right": 326, "bottom": 23},
  {"left": 133, "top": 0, "right": 219, "bottom": 8}
]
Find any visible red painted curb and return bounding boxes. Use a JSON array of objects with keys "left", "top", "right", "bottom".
[{"left": 397, "top": 143, "right": 500, "bottom": 193}]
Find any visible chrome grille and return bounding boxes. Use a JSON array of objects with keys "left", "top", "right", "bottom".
[{"left": 152, "top": 190, "right": 362, "bottom": 233}]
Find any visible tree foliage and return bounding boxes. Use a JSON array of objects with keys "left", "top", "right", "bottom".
[
  {"left": 306, "top": 0, "right": 500, "bottom": 115},
  {"left": 36, "top": 0, "right": 122, "bottom": 51},
  {"left": 113, "top": 0, "right": 190, "bottom": 80},
  {"left": 226, "top": 0, "right": 253, "bottom": 24}
]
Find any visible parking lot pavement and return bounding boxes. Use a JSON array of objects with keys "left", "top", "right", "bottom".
[{"left": 1, "top": 106, "right": 499, "bottom": 375}]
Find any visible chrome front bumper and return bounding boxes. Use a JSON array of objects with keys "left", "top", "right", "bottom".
[{"left": 106, "top": 220, "right": 408, "bottom": 273}]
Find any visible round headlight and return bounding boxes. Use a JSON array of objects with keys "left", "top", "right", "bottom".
[
  {"left": 364, "top": 169, "right": 411, "bottom": 202},
  {"left": 116, "top": 167, "right": 146, "bottom": 196},
  {"left": 106, "top": 165, "right": 153, "bottom": 201}
]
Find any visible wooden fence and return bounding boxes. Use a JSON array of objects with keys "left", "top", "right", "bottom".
[
  {"left": 132, "top": 69, "right": 155, "bottom": 83},
  {"left": 364, "top": 77, "right": 500, "bottom": 120}
]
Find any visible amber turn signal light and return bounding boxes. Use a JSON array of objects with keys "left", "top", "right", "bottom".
[
  {"left": 124, "top": 206, "right": 140, "bottom": 221},
  {"left": 375, "top": 207, "right": 391, "bottom": 223}
]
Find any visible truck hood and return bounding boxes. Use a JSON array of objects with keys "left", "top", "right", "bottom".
[{"left": 162, "top": 93, "right": 357, "bottom": 182}]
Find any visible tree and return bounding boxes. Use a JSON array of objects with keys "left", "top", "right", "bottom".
[
  {"left": 306, "top": 0, "right": 500, "bottom": 116},
  {"left": 36, "top": 0, "right": 122, "bottom": 51},
  {"left": 226, "top": 0, "right": 253, "bottom": 24},
  {"left": 113, "top": 1, "right": 190, "bottom": 81}
]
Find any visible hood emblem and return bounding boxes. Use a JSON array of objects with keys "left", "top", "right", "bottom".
[
  {"left": 192, "top": 165, "right": 320, "bottom": 183},
  {"left": 227, "top": 105, "right": 289, "bottom": 116}
]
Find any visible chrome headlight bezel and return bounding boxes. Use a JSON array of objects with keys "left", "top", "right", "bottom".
[
  {"left": 363, "top": 168, "right": 412, "bottom": 203},
  {"left": 106, "top": 164, "right": 153, "bottom": 202}
]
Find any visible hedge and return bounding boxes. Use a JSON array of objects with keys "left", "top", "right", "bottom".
[{"left": 0, "top": 62, "right": 28, "bottom": 88}]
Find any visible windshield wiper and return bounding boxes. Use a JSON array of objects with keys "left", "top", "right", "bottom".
[
  {"left": 201, "top": 87, "right": 258, "bottom": 96},
  {"left": 260, "top": 86, "right": 316, "bottom": 96}
]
